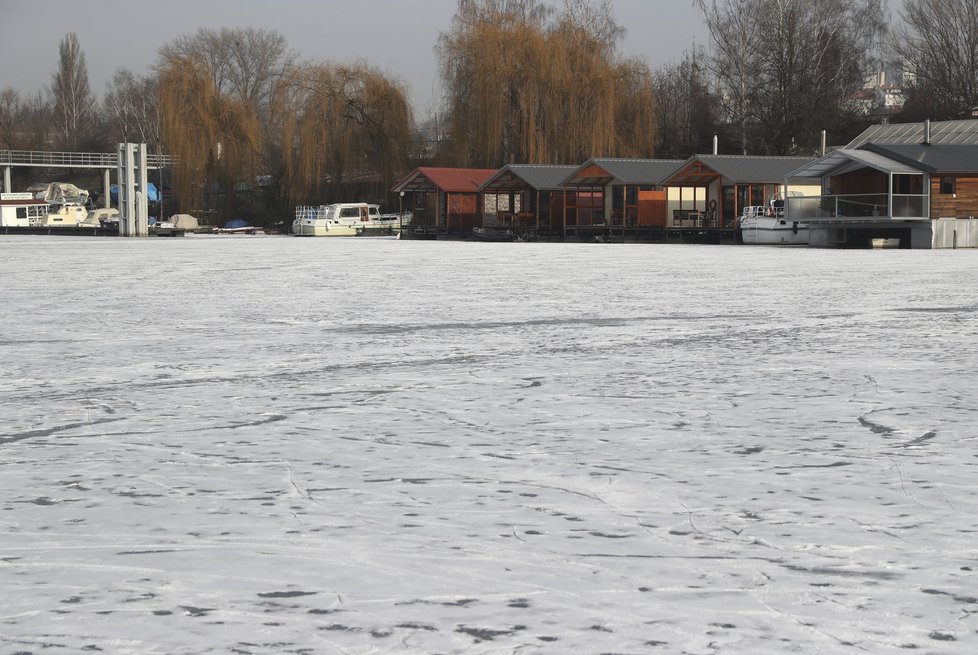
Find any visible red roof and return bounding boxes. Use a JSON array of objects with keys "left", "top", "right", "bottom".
[{"left": 393, "top": 167, "right": 497, "bottom": 193}]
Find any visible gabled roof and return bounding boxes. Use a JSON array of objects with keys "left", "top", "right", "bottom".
[
  {"left": 787, "top": 144, "right": 978, "bottom": 179},
  {"left": 864, "top": 143, "right": 978, "bottom": 174},
  {"left": 787, "top": 149, "right": 924, "bottom": 179},
  {"left": 392, "top": 167, "right": 497, "bottom": 194},
  {"left": 478, "top": 164, "right": 578, "bottom": 192},
  {"left": 847, "top": 119, "right": 978, "bottom": 148},
  {"left": 664, "top": 155, "right": 817, "bottom": 186},
  {"left": 562, "top": 158, "right": 685, "bottom": 187}
]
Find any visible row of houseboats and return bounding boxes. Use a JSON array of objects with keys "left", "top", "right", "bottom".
[
  {"left": 1, "top": 193, "right": 807, "bottom": 245},
  {"left": 289, "top": 201, "right": 809, "bottom": 245}
]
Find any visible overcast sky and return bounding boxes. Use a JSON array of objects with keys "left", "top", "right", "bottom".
[
  {"left": 1, "top": 0, "right": 902, "bottom": 116},
  {"left": 2, "top": 0, "right": 712, "bottom": 114}
]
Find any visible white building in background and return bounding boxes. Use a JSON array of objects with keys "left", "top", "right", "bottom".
[{"left": 877, "top": 84, "right": 905, "bottom": 112}]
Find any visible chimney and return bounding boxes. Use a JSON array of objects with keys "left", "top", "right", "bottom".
[
  {"left": 821, "top": 130, "right": 827, "bottom": 156},
  {"left": 924, "top": 119, "right": 931, "bottom": 146},
  {"left": 713, "top": 134, "right": 718, "bottom": 155}
]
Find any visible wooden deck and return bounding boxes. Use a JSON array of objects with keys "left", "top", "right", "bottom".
[
  {"left": 0, "top": 225, "right": 189, "bottom": 237},
  {"left": 400, "top": 224, "right": 740, "bottom": 244}
]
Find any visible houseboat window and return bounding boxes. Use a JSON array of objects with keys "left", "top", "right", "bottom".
[
  {"left": 611, "top": 186, "right": 624, "bottom": 212},
  {"left": 750, "top": 185, "right": 765, "bottom": 205},
  {"left": 941, "top": 177, "right": 956, "bottom": 195},
  {"left": 340, "top": 207, "right": 360, "bottom": 217},
  {"left": 722, "top": 186, "right": 735, "bottom": 226},
  {"left": 16, "top": 208, "right": 26, "bottom": 219},
  {"left": 737, "top": 185, "right": 750, "bottom": 212}
]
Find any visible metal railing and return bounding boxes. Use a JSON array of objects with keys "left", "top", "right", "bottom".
[
  {"left": 787, "top": 193, "right": 928, "bottom": 221},
  {"left": 0, "top": 150, "right": 172, "bottom": 169}
]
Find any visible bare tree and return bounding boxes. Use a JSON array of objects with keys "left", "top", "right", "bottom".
[
  {"left": 653, "top": 49, "right": 719, "bottom": 158},
  {"left": 438, "top": 0, "right": 657, "bottom": 166},
  {"left": 892, "top": 0, "right": 978, "bottom": 120},
  {"left": 157, "top": 28, "right": 296, "bottom": 120},
  {"left": 50, "top": 33, "right": 97, "bottom": 150},
  {"left": 103, "top": 70, "right": 161, "bottom": 148},
  {"left": 698, "top": 0, "right": 883, "bottom": 154},
  {"left": 20, "top": 92, "right": 53, "bottom": 151},
  {"left": 0, "top": 88, "right": 24, "bottom": 150}
]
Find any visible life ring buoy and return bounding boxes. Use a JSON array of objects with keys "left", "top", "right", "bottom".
[{"left": 709, "top": 199, "right": 717, "bottom": 211}]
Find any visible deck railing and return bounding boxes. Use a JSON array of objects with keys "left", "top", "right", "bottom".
[
  {"left": 787, "top": 193, "right": 928, "bottom": 221},
  {"left": 0, "top": 150, "right": 172, "bottom": 168}
]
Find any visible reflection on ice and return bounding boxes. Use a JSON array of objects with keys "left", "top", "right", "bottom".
[{"left": 1, "top": 235, "right": 977, "bottom": 653}]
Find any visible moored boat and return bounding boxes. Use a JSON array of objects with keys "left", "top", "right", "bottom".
[
  {"left": 292, "top": 203, "right": 411, "bottom": 237},
  {"left": 1, "top": 192, "right": 49, "bottom": 226},
  {"left": 472, "top": 226, "right": 515, "bottom": 242},
  {"left": 39, "top": 202, "right": 100, "bottom": 228},
  {"left": 739, "top": 204, "right": 809, "bottom": 245}
]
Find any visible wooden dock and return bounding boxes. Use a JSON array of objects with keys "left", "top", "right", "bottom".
[
  {"left": 400, "top": 225, "right": 740, "bottom": 244},
  {"left": 0, "top": 225, "right": 189, "bottom": 237}
]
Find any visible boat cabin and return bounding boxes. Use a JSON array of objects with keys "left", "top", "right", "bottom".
[{"left": 0, "top": 192, "right": 49, "bottom": 227}]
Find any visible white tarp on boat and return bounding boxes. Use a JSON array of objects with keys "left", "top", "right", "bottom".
[
  {"left": 171, "top": 214, "right": 199, "bottom": 230},
  {"left": 38, "top": 182, "right": 89, "bottom": 206}
]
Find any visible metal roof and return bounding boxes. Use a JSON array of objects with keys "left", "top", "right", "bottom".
[
  {"left": 846, "top": 119, "right": 978, "bottom": 147},
  {"left": 787, "top": 149, "right": 924, "bottom": 178},
  {"left": 664, "top": 155, "right": 817, "bottom": 186},
  {"left": 478, "top": 164, "right": 578, "bottom": 192},
  {"left": 562, "top": 158, "right": 685, "bottom": 187},
  {"left": 392, "top": 167, "right": 497, "bottom": 194},
  {"left": 865, "top": 144, "right": 978, "bottom": 174}
]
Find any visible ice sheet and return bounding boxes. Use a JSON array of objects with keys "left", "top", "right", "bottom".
[{"left": 1, "top": 235, "right": 977, "bottom": 654}]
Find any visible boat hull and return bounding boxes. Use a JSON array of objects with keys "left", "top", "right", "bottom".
[
  {"left": 740, "top": 216, "right": 809, "bottom": 245},
  {"left": 293, "top": 221, "right": 358, "bottom": 237}
]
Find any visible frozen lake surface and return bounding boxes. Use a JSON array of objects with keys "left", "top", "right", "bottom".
[{"left": 2, "top": 235, "right": 978, "bottom": 654}]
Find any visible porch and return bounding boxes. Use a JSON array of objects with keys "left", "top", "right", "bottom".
[{"left": 786, "top": 193, "right": 929, "bottom": 222}]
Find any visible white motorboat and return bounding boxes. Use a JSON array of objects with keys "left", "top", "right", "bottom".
[
  {"left": 739, "top": 204, "right": 808, "bottom": 245},
  {"left": 292, "top": 202, "right": 411, "bottom": 237},
  {"left": 38, "top": 202, "right": 100, "bottom": 228}
]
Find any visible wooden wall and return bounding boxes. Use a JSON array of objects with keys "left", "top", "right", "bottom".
[
  {"left": 448, "top": 193, "right": 479, "bottom": 229},
  {"left": 930, "top": 175, "right": 978, "bottom": 218},
  {"left": 637, "top": 190, "right": 666, "bottom": 226}
]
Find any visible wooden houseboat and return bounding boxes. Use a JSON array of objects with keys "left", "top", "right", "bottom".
[
  {"left": 477, "top": 164, "right": 577, "bottom": 239},
  {"left": 660, "top": 155, "right": 818, "bottom": 236},
  {"left": 391, "top": 167, "right": 496, "bottom": 238},
  {"left": 786, "top": 120, "right": 978, "bottom": 248},
  {"left": 558, "top": 158, "right": 684, "bottom": 241}
]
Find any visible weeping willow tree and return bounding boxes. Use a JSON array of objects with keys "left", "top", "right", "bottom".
[
  {"left": 159, "top": 52, "right": 261, "bottom": 215},
  {"left": 276, "top": 63, "right": 410, "bottom": 205},
  {"left": 439, "top": 0, "right": 657, "bottom": 166}
]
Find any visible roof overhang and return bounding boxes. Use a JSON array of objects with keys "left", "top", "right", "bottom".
[
  {"left": 479, "top": 168, "right": 535, "bottom": 192},
  {"left": 392, "top": 169, "right": 439, "bottom": 194},
  {"left": 789, "top": 150, "right": 925, "bottom": 179},
  {"left": 661, "top": 159, "right": 722, "bottom": 186},
  {"left": 562, "top": 163, "right": 619, "bottom": 187}
]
